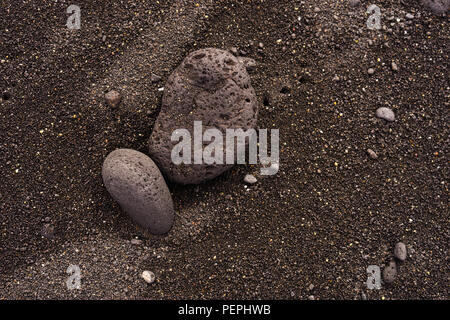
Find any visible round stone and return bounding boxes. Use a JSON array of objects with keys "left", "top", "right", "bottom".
[
  {"left": 394, "top": 242, "right": 407, "bottom": 261},
  {"left": 383, "top": 260, "right": 397, "bottom": 284},
  {"left": 102, "top": 149, "right": 174, "bottom": 234},
  {"left": 367, "top": 149, "right": 378, "bottom": 159},
  {"left": 105, "top": 90, "right": 121, "bottom": 108},
  {"left": 148, "top": 48, "right": 258, "bottom": 184},
  {"left": 376, "top": 107, "right": 395, "bottom": 122},
  {"left": 244, "top": 174, "right": 257, "bottom": 184},
  {"left": 142, "top": 270, "right": 155, "bottom": 284},
  {"left": 391, "top": 61, "right": 399, "bottom": 71}
]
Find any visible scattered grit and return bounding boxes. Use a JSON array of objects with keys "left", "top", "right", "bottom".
[{"left": 0, "top": 0, "right": 448, "bottom": 299}]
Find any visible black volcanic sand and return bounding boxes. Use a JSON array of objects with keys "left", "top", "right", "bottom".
[{"left": 0, "top": 0, "right": 448, "bottom": 299}]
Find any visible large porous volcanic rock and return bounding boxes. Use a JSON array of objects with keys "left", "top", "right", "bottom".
[
  {"left": 420, "top": 0, "right": 449, "bottom": 14},
  {"left": 148, "top": 48, "right": 258, "bottom": 184},
  {"left": 102, "top": 149, "right": 174, "bottom": 234}
]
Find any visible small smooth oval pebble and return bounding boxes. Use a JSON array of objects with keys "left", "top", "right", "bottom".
[
  {"left": 142, "top": 270, "right": 155, "bottom": 284},
  {"left": 102, "top": 149, "right": 174, "bottom": 234},
  {"left": 376, "top": 107, "right": 395, "bottom": 122},
  {"left": 394, "top": 242, "right": 407, "bottom": 261},
  {"left": 383, "top": 260, "right": 397, "bottom": 284},
  {"left": 367, "top": 148, "right": 378, "bottom": 159},
  {"left": 244, "top": 174, "right": 257, "bottom": 184}
]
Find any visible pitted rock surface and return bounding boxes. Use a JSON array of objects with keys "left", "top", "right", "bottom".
[
  {"left": 421, "top": 0, "right": 449, "bottom": 14},
  {"left": 148, "top": 48, "right": 258, "bottom": 184},
  {"left": 102, "top": 149, "right": 174, "bottom": 234}
]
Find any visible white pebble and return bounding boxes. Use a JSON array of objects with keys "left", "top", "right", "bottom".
[
  {"left": 142, "top": 270, "right": 155, "bottom": 284},
  {"left": 394, "top": 242, "right": 407, "bottom": 261},
  {"left": 376, "top": 107, "right": 395, "bottom": 122},
  {"left": 244, "top": 174, "right": 257, "bottom": 184}
]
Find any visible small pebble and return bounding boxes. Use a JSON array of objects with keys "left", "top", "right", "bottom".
[
  {"left": 142, "top": 270, "right": 155, "bottom": 284},
  {"left": 105, "top": 90, "right": 121, "bottom": 108},
  {"left": 314, "top": 7, "right": 321, "bottom": 13},
  {"left": 394, "top": 242, "right": 407, "bottom": 261},
  {"left": 308, "top": 295, "right": 315, "bottom": 300},
  {"left": 151, "top": 73, "right": 162, "bottom": 83},
  {"left": 349, "top": 0, "right": 361, "bottom": 6},
  {"left": 367, "top": 149, "right": 378, "bottom": 159},
  {"left": 244, "top": 174, "right": 257, "bottom": 184},
  {"left": 41, "top": 224, "right": 54, "bottom": 239},
  {"left": 383, "top": 260, "right": 397, "bottom": 284},
  {"left": 406, "top": 13, "right": 414, "bottom": 19},
  {"left": 367, "top": 68, "right": 375, "bottom": 75},
  {"left": 391, "top": 61, "right": 398, "bottom": 71},
  {"left": 258, "top": 42, "right": 264, "bottom": 49},
  {"left": 131, "top": 239, "right": 143, "bottom": 245},
  {"left": 376, "top": 107, "right": 395, "bottom": 122},
  {"left": 308, "top": 284, "right": 315, "bottom": 291}
]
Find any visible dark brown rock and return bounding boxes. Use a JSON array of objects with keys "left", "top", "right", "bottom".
[
  {"left": 420, "top": 0, "right": 449, "bottom": 14},
  {"left": 105, "top": 90, "right": 121, "bottom": 108},
  {"left": 383, "top": 260, "right": 397, "bottom": 284},
  {"left": 148, "top": 48, "right": 258, "bottom": 184},
  {"left": 41, "top": 224, "right": 54, "bottom": 239},
  {"left": 367, "top": 148, "right": 378, "bottom": 159}
]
